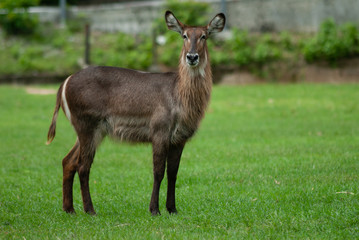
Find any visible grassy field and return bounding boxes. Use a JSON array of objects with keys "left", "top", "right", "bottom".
[{"left": 0, "top": 83, "right": 358, "bottom": 239}]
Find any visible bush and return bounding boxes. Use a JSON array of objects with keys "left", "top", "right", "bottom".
[
  {"left": 216, "top": 29, "right": 282, "bottom": 68},
  {"left": 0, "top": 27, "right": 82, "bottom": 75},
  {"left": 67, "top": 17, "right": 89, "bottom": 34},
  {"left": 302, "top": 19, "right": 359, "bottom": 64},
  {"left": 0, "top": 0, "right": 40, "bottom": 36},
  {"left": 92, "top": 33, "right": 152, "bottom": 70},
  {"left": 0, "top": 12, "right": 39, "bottom": 36}
]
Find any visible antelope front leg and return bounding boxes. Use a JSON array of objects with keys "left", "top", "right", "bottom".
[
  {"left": 166, "top": 143, "right": 184, "bottom": 214},
  {"left": 149, "top": 139, "right": 168, "bottom": 216}
]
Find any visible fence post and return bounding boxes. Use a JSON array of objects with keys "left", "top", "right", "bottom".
[
  {"left": 85, "top": 23, "right": 91, "bottom": 66},
  {"left": 150, "top": 27, "right": 160, "bottom": 72},
  {"left": 221, "top": 0, "right": 228, "bottom": 29},
  {"left": 59, "top": 0, "right": 67, "bottom": 27}
]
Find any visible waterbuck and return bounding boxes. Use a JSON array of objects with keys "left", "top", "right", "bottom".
[{"left": 47, "top": 11, "right": 226, "bottom": 215}]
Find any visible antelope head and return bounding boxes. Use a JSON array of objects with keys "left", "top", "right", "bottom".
[{"left": 165, "top": 11, "right": 226, "bottom": 68}]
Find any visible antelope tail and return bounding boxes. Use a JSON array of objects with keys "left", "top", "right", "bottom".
[{"left": 46, "top": 83, "right": 64, "bottom": 145}]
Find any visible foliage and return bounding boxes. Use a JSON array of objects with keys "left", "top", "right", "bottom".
[
  {"left": 0, "top": 11, "right": 39, "bottom": 35},
  {"left": 302, "top": 19, "right": 359, "bottom": 64},
  {"left": 279, "top": 31, "right": 294, "bottom": 50},
  {"left": 1, "top": 84, "right": 358, "bottom": 239},
  {"left": 0, "top": 0, "right": 39, "bottom": 9},
  {"left": 92, "top": 32, "right": 152, "bottom": 70},
  {"left": 211, "top": 29, "right": 283, "bottom": 69},
  {"left": 0, "top": 0, "right": 40, "bottom": 35},
  {"left": 1, "top": 12, "right": 359, "bottom": 79},
  {"left": 0, "top": 29, "right": 152, "bottom": 76},
  {"left": 67, "top": 16, "right": 89, "bottom": 33},
  {"left": 0, "top": 28, "right": 82, "bottom": 75}
]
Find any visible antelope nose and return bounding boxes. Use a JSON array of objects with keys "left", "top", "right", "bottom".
[{"left": 186, "top": 53, "right": 199, "bottom": 65}]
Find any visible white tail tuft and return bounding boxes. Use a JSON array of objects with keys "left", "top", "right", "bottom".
[{"left": 62, "top": 76, "right": 72, "bottom": 122}]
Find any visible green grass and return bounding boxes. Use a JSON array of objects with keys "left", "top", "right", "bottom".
[{"left": 0, "top": 83, "right": 358, "bottom": 239}]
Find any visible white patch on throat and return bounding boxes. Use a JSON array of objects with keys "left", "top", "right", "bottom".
[
  {"left": 62, "top": 76, "right": 72, "bottom": 122},
  {"left": 199, "top": 66, "right": 206, "bottom": 78}
]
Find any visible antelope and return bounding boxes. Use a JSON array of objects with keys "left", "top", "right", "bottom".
[{"left": 47, "top": 11, "right": 226, "bottom": 215}]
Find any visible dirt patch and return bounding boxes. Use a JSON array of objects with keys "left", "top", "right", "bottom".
[
  {"left": 219, "top": 71, "right": 263, "bottom": 85},
  {"left": 26, "top": 87, "right": 57, "bottom": 95},
  {"left": 300, "top": 59, "right": 359, "bottom": 83}
]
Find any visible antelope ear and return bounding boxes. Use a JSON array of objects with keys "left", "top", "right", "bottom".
[
  {"left": 165, "top": 11, "right": 183, "bottom": 34},
  {"left": 207, "top": 13, "right": 226, "bottom": 35}
]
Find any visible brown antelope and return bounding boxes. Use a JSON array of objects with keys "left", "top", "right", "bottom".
[{"left": 47, "top": 11, "right": 225, "bottom": 215}]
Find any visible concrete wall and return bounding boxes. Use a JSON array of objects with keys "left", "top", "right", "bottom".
[
  {"left": 29, "top": 1, "right": 164, "bottom": 34},
  {"left": 71, "top": 1, "right": 163, "bottom": 33},
  {"left": 28, "top": 0, "right": 359, "bottom": 34},
  {"left": 223, "top": 0, "right": 359, "bottom": 32}
]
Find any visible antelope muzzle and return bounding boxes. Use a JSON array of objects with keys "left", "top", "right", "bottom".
[{"left": 186, "top": 53, "right": 199, "bottom": 67}]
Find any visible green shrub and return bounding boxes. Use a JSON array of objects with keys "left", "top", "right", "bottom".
[
  {"left": 67, "top": 16, "right": 89, "bottom": 33},
  {"left": 208, "top": 39, "right": 232, "bottom": 66},
  {"left": 0, "top": 27, "right": 82, "bottom": 75},
  {"left": 92, "top": 33, "right": 152, "bottom": 70},
  {"left": 253, "top": 42, "right": 281, "bottom": 65},
  {"left": 0, "top": 0, "right": 39, "bottom": 9},
  {"left": 220, "top": 29, "right": 282, "bottom": 68},
  {"left": 0, "top": 0, "right": 40, "bottom": 36},
  {"left": 0, "top": 12, "right": 39, "bottom": 36},
  {"left": 279, "top": 31, "right": 294, "bottom": 50},
  {"left": 302, "top": 19, "right": 359, "bottom": 64},
  {"left": 228, "top": 29, "right": 251, "bottom": 66}
]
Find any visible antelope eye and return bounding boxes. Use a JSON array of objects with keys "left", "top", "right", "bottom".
[
  {"left": 201, "top": 35, "right": 206, "bottom": 40},
  {"left": 183, "top": 34, "right": 188, "bottom": 40}
]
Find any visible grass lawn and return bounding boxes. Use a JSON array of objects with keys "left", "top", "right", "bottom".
[{"left": 0, "top": 83, "right": 358, "bottom": 239}]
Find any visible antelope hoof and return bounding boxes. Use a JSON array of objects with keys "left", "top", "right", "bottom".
[
  {"left": 167, "top": 207, "right": 178, "bottom": 215},
  {"left": 63, "top": 207, "right": 76, "bottom": 214},
  {"left": 85, "top": 209, "right": 97, "bottom": 215},
  {"left": 150, "top": 209, "right": 161, "bottom": 216}
]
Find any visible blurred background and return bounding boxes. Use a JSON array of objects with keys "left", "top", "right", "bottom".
[{"left": 0, "top": 0, "right": 358, "bottom": 84}]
